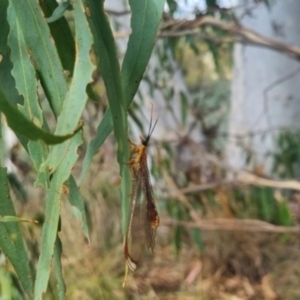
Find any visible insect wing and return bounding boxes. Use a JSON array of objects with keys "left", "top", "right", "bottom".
[
  {"left": 124, "top": 172, "right": 146, "bottom": 271},
  {"left": 142, "top": 158, "right": 159, "bottom": 252},
  {"left": 125, "top": 157, "right": 159, "bottom": 270},
  {"left": 125, "top": 114, "right": 159, "bottom": 272}
]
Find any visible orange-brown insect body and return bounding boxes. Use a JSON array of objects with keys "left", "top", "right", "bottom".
[{"left": 124, "top": 117, "right": 159, "bottom": 272}]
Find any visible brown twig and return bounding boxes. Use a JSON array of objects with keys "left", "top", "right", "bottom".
[
  {"left": 113, "top": 30, "right": 131, "bottom": 39},
  {"left": 235, "top": 170, "right": 300, "bottom": 191},
  {"left": 181, "top": 180, "right": 239, "bottom": 194},
  {"left": 162, "top": 218, "right": 300, "bottom": 233},
  {"left": 180, "top": 172, "right": 300, "bottom": 194},
  {"left": 162, "top": 169, "right": 202, "bottom": 223},
  {"left": 158, "top": 136, "right": 300, "bottom": 193},
  {"left": 163, "top": 16, "right": 300, "bottom": 61},
  {"left": 114, "top": 15, "right": 300, "bottom": 60},
  {"left": 202, "top": 150, "right": 300, "bottom": 191},
  {"left": 159, "top": 30, "right": 236, "bottom": 44},
  {"left": 181, "top": 137, "right": 300, "bottom": 192}
]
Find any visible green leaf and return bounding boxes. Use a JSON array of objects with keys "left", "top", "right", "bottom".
[
  {"left": 27, "top": 140, "right": 50, "bottom": 188},
  {"left": 0, "top": 1, "right": 23, "bottom": 106},
  {"left": 166, "top": 0, "right": 177, "bottom": 14},
  {"left": 122, "top": 0, "right": 165, "bottom": 107},
  {"left": 0, "top": 53, "right": 23, "bottom": 106},
  {"left": 206, "top": 0, "right": 217, "bottom": 7},
  {"left": 0, "top": 266, "right": 18, "bottom": 300},
  {"left": 258, "top": 188, "right": 274, "bottom": 222},
  {"left": 46, "top": 1, "right": 72, "bottom": 23},
  {"left": 65, "top": 176, "right": 90, "bottom": 242},
  {"left": 173, "top": 224, "right": 183, "bottom": 255},
  {"left": 180, "top": 91, "right": 188, "bottom": 127},
  {"left": 7, "top": 173, "right": 27, "bottom": 203},
  {"left": 9, "top": 0, "right": 67, "bottom": 116},
  {"left": 39, "top": 0, "right": 75, "bottom": 75},
  {"left": 0, "top": 0, "right": 9, "bottom": 54},
  {"left": 7, "top": 4, "right": 50, "bottom": 187},
  {"left": 206, "top": 39, "right": 220, "bottom": 73},
  {"left": 276, "top": 201, "right": 293, "bottom": 226},
  {"left": 190, "top": 228, "right": 205, "bottom": 252},
  {"left": 0, "top": 216, "right": 37, "bottom": 224},
  {"left": 0, "top": 167, "right": 33, "bottom": 299},
  {"left": 0, "top": 114, "right": 4, "bottom": 163},
  {"left": 0, "top": 56, "right": 29, "bottom": 149},
  {"left": 80, "top": 0, "right": 165, "bottom": 234},
  {"left": 79, "top": 0, "right": 165, "bottom": 197},
  {"left": 43, "top": 0, "right": 95, "bottom": 174},
  {"left": 53, "top": 236, "right": 66, "bottom": 300},
  {"left": 168, "top": 201, "right": 184, "bottom": 255},
  {"left": 0, "top": 88, "right": 81, "bottom": 145},
  {"left": 8, "top": 5, "right": 42, "bottom": 125},
  {"left": 34, "top": 131, "right": 82, "bottom": 300},
  {"left": 86, "top": 0, "right": 130, "bottom": 234},
  {"left": 78, "top": 108, "right": 113, "bottom": 185}
]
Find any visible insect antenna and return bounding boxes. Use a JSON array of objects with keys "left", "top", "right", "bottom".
[{"left": 142, "top": 103, "right": 159, "bottom": 146}]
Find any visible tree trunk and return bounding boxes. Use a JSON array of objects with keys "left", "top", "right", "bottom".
[{"left": 226, "top": 0, "right": 300, "bottom": 173}]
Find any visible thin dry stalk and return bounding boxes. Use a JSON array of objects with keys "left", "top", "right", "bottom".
[{"left": 162, "top": 218, "right": 300, "bottom": 233}]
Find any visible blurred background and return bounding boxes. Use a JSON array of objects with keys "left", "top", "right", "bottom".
[{"left": 3, "top": 0, "right": 300, "bottom": 299}]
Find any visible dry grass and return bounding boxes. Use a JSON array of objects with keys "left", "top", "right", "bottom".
[
  {"left": 57, "top": 156, "right": 300, "bottom": 299},
  {"left": 11, "top": 139, "right": 300, "bottom": 300}
]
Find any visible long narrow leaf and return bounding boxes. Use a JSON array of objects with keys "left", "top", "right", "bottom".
[
  {"left": 0, "top": 1, "right": 23, "bottom": 106},
  {"left": 79, "top": 2, "right": 165, "bottom": 229},
  {"left": 7, "top": 5, "right": 43, "bottom": 125},
  {"left": 85, "top": 0, "right": 131, "bottom": 233},
  {"left": 0, "top": 1, "right": 29, "bottom": 152},
  {"left": 53, "top": 236, "right": 66, "bottom": 300},
  {"left": 33, "top": 0, "right": 93, "bottom": 297},
  {"left": 43, "top": 0, "right": 94, "bottom": 174},
  {"left": 34, "top": 131, "right": 82, "bottom": 299},
  {"left": 65, "top": 176, "right": 90, "bottom": 242},
  {"left": 0, "top": 216, "right": 37, "bottom": 223},
  {"left": 39, "top": 0, "right": 75, "bottom": 75},
  {"left": 46, "top": 1, "right": 71, "bottom": 23},
  {"left": 78, "top": 108, "right": 113, "bottom": 185},
  {"left": 7, "top": 3, "right": 50, "bottom": 188},
  {"left": 0, "top": 89, "right": 81, "bottom": 145},
  {"left": 0, "top": 0, "right": 9, "bottom": 54},
  {"left": 0, "top": 167, "right": 33, "bottom": 299},
  {"left": 122, "top": 0, "right": 165, "bottom": 106},
  {"left": 10, "top": 0, "right": 67, "bottom": 116}
]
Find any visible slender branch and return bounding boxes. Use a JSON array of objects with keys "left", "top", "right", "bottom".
[
  {"left": 202, "top": 150, "right": 300, "bottom": 191},
  {"left": 181, "top": 180, "right": 240, "bottom": 194},
  {"left": 113, "top": 30, "right": 131, "bottom": 39},
  {"left": 159, "top": 30, "right": 236, "bottom": 44},
  {"left": 159, "top": 137, "right": 300, "bottom": 193},
  {"left": 236, "top": 171, "right": 300, "bottom": 191},
  {"left": 180, "top": 172, "right": 300, "bottom": 194},
  {"left": 162, "top": 15, "right": 300, "bottom": 61},
  {"left": 162, "top": 169, "right": 202, "bottom": 223},
  {"left": 162, "top": 218, "right": 300, "bottom": 233}
]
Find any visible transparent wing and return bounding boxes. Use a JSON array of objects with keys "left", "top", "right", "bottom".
[
  {"left": 124, "top": 170, "right": 146, "bottom": 271},
  {"left": 142, "top": 157, "right": 159, "bottom": 252},
  {"left": 124, "top": 145, "right": 159, "bottom": 271}
]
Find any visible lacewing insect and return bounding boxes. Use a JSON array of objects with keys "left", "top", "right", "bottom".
[{"left": 124, "top": 109, "right": 159, "bottom": 275}]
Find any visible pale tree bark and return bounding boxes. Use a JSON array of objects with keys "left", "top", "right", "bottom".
[{"left": 226, "top": 0, "right": 300, "bottom": 173}]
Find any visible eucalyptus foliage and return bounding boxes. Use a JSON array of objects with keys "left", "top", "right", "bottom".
[{"left": 0, "top": 0, "right": 164, "bottom": 298}]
